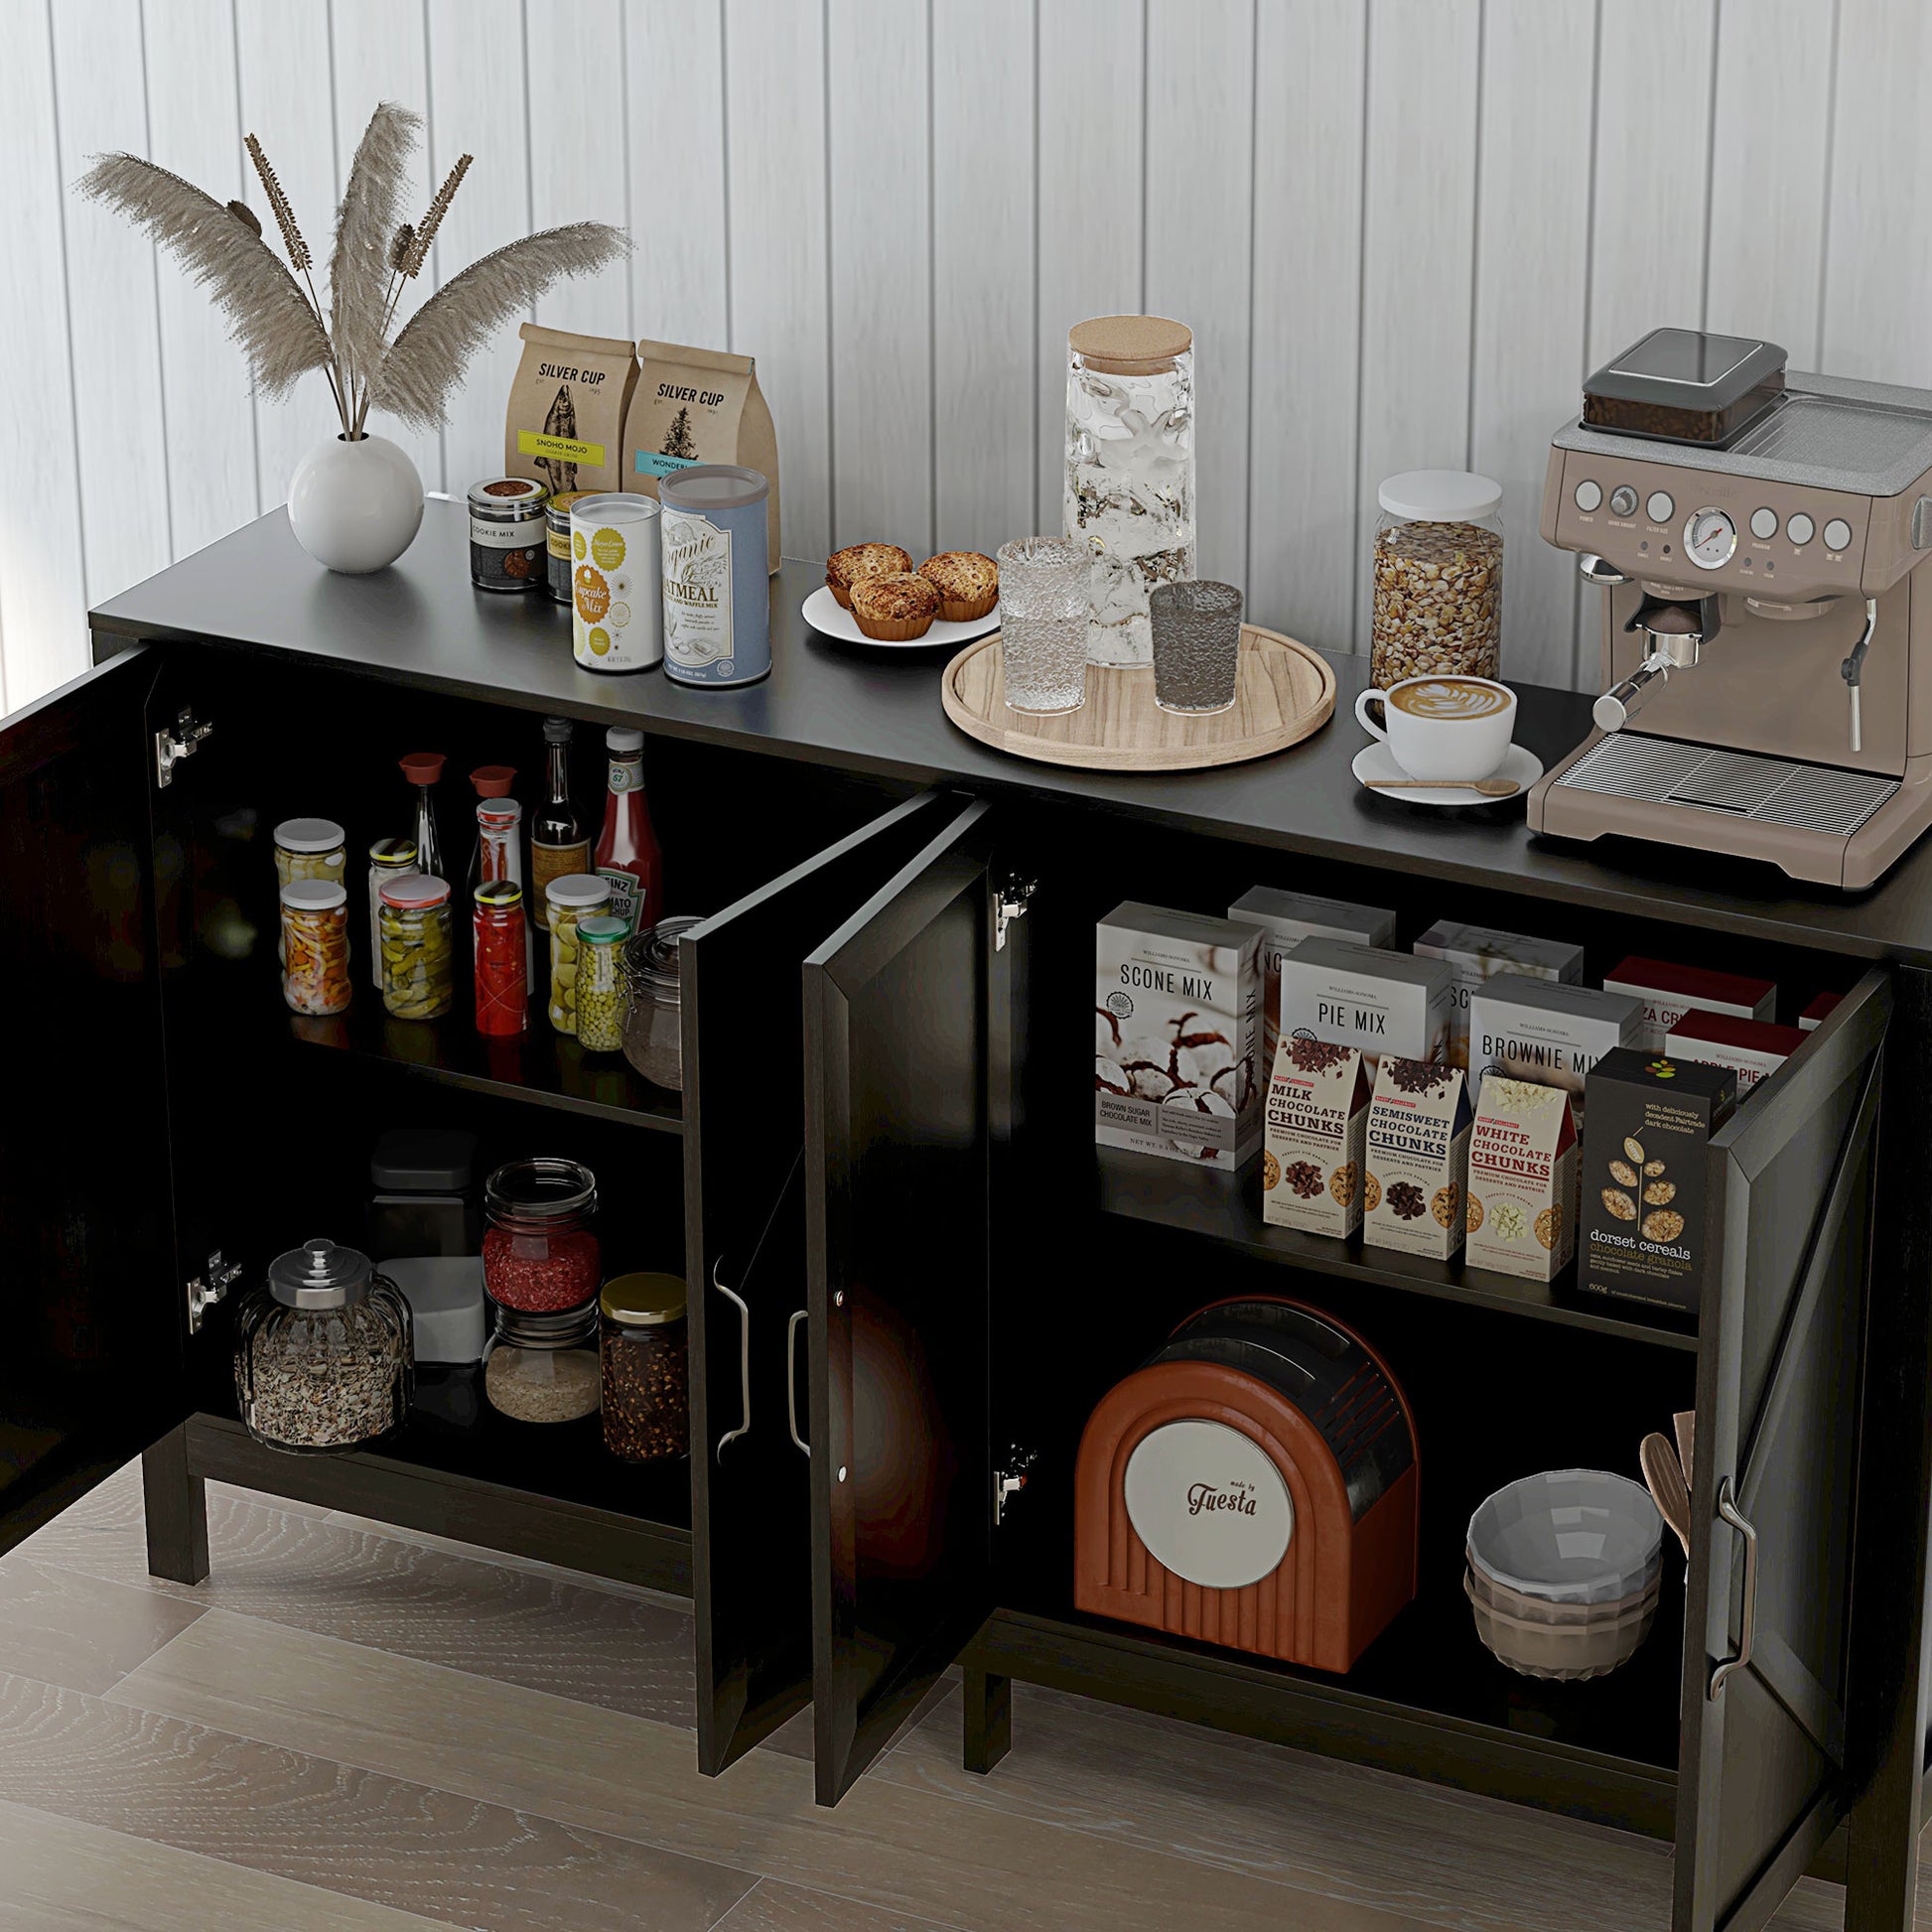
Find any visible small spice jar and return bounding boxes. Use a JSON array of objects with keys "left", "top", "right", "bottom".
[
  {"left": 483, "top": 1301, "right": 602, "bottom": 1423},
  {"left": 545, "top": 872, "right": 613, "bottom": 1036},
  {"left": 281, "top": 880, "right": 352, "bottom": 1016},
  {"left": 546, "top": 489, "right": 593, "bottom": 604},
  {"left": 483, "top": 1157, "right": 602, "bottom": 1312},
  {"left": 621, "top": 913, "right": 701, "bottom": 1091},
  {"left": 576, "top": 914, "right": 628, "bottom": 1052},
  {"left": 274, "top": 818, "right": 347, "bottom": 890},
  {"left": 469, "top": 476, "right": 549, "bottom": 593},
  {"left": 379, "top": 873, "right": 455, "bottom": 1020},
  {"left": 1370, "top": 471, "right": 1504, "bottom": 688},
  {"left": 473, "top": 879, "right": 528, "bottom": 1036},
  {"left": 600, "top": 1272, "right": 689, "bottom": 1461},
  {"left": 366, "top": 836, "right": 418, "bottom": 990}
]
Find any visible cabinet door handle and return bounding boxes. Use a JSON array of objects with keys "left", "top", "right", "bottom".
[
  {"left": 712, "top": 1260, "right": 752, "bottom": 1460},
  {"left": 786, "top": 1309, "right": 809, "bottom": 1457},
  {"left": 1708, "top": 1474, "right": 1758, "bottom": 1701}
]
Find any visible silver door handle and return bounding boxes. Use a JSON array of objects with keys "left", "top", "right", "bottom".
[
  {"left": 786, "top": 1309, "right": 809, "bottom": 1457},
  {"left": 712, "top": 1260, "right": 752, "bottom": 1460},
  {"left": 1708, "top": 1474, "right": 1758, "bottom": 1701}
]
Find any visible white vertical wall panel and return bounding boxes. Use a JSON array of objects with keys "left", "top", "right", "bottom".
[
  {"left": 827, "top": 0, "right": 931, "bottom": 553},
  {"left": 1146, "top": 0, "right": 1255, "bottom": 592}
]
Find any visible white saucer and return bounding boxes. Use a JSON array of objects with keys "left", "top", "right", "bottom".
[
  {"left": 1351, "top": 739, "right": 1544, "bottom": 808},
  {"left": 802, "top": 583, "right": 1001, "bottom": 649}
]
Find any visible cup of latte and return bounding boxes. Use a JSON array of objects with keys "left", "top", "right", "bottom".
[{"left": 1353, "top": 674, "right": 1517, "bottom": 782}]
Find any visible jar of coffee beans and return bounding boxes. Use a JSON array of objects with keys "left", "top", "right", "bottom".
[
  {"left": 1370, "top": 472, "right": 1503, "bottom": 689},
  {"left": 599, "top": 1272, "right": 689, "bottom": 1461}
]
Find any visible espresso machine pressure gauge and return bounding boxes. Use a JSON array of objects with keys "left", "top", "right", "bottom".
[{"left": 1684, "top": 507, "right": 1736, "bottom": 570}]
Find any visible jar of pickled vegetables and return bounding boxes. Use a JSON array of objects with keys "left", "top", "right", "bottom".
[
  {"left": 274, "top": 818, "right": 347, "bottom": 889},
  {"left": 545, "top": 873, "right": 613, "bottom": 1036},
  {"left": 379, "top": 873, "right": 454, "bottom": 1020},
  {"left": 281, "top": 880, "right": 352, "bottom": 1015},
  {"left": 576, "top": 915, "right": 627, "bottom": 1052},
  {"left": 366, "top": 836, "right": 418, "bottom": 990},
  {"left": 474, "top": 879, "right": 528, "bottom": 1035}
]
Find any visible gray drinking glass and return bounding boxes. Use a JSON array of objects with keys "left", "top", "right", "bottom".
[
  {"left": 1150, "top": 580, "right": 1244, "bottom": 716},
  {"left": 997, "top": 537, "right": 1089, "bottom": 715}
]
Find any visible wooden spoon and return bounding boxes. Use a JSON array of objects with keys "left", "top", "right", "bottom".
[
  {"left": 1365, "top": 775, "right": 1521, "bottom": 797},
  {"left": 1674, "top": 1410, "right": 1697, "bottom": 1493},
  {"left": 1640, "top": 1433, "right": 1693, "bottom": 1559}
]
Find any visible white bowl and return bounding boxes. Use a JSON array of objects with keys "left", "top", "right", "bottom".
[{"left": 1466, "top": 1468, "right": 1664, "bottom": 1606}]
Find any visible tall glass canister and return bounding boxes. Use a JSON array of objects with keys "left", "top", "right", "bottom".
[{"left": 1064, "top": 315, "right": 1195, "bottom": 668}]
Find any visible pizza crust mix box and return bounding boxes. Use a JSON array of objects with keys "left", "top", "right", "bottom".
[
  {"left": 1467, "top": 976, "right": 1643, "bottom": 1131},
  {"left": 1279, "top": 938, "right": 1452, "bottom": 1077},
  {"left": 1263, "top": 1038, "right": 1371, "bottom": 1238},
  {"left": 1412, "top": 922, "right": 1585, "bottom": 1070},
  {"left": 1664, "top": 1011, "right": 1804, "bottom": 1095},
  {"left": 1363, "top": 1058, "right": 1471, "bottom": 1262},
  {"left": 1798, "top": 992, "right": 1842, "bottom": 1033},
  {"left": 1601, "top": 955, "right": 1776, "bottom": 1054},
  {"left": 1229, "top": 888, "right": 1396, "bottom": 1079},
  {"left": 1466, "top": 1076, "right": 1580, "bottom": 1283}
]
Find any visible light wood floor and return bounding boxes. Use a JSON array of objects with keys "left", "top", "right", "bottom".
[{"left": 0, "top": 1463, "right": 1909, "bottom": 1930}]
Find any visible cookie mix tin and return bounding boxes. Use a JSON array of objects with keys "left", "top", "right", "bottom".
[
  {"left": 468, "top": 477, "right": 548, "bottom": 593},
  {"left": 546, "top": 489, "right": 594, "bottom": 604},
  {"left": 571, "top": 493, "right": 662, "bottom": 673},
  {"left": 659, "top": 465, "right": 770, "bottom": 687}
]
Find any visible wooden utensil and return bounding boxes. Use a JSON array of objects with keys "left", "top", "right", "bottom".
[
  {"left": 1674, "top": 1410, "right": 1696, "bottom": 1493},
  {"left": 1364, "top": 775, "right": 1521, "bottom": 796},
  {"left": 1640, "top": 1433, "right": 1693, "bottom": 1558}
]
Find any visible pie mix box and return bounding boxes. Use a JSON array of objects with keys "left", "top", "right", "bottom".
[
  {"left": 1229, "top": 888, "right": 1397, "bottom": 1077},
  {"left": 1466, "top": 1076, "right": 1580, "bottom": 1283},
  {"left": 1363, "top": 1059, "right": 1471, "bottom": 1261},
  {"left": 1578, "top": 1047, "right": 1737, "bottom": 1313},
  {"left": 1798, "top": 992, "right": 1842, "bottom": 1033},
  {"left": 1279, "top": 937, "right": 1452, "bottom": 1077},
  {"left": 1467, "top": 975, "right": 1643, "bottom": 1131},
  {"left": 1601, "top": 955, "right": 1776, "bottom": 1053},
  {"left": 1412, "top": 922, "right": 1585, "bottom": 1070},
  {"left": 1664, "top": 1011, "right": 1805, "bottom": 1095},
  {"left": 1095, "top": 903, "right": 1262, "bottom": 1169},
  {"left": 1262, "top": 1037, "right": 1371, "bottom": 1238}
]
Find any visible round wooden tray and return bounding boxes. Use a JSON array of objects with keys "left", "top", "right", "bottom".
[{"left": 940, "top": 623, "right": 1334, "bottom": 771}]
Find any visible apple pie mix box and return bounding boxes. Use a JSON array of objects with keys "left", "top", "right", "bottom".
[
  {"left": 1412, "top": 922, "right": 1586, "bottom": 1069},
  {"left": 1466, "top": 1075, "right": 1580, "bottom": 1282},
  {"left": 1601, "top": 955, "right": 1776, "bottom": 1053},
  {"left": 1664, "top": 1011, "right": 1804, "bottom": 1095},
  {"left": 1467, "top": 976, "right": 1643, "bottom": 1131},
  {"left": 1229, "top": 888, "right": 1397, "bottom": 1077},
  {"left": 1578, "top": 1047, "right": 1737, "bottom": 1313},
  {"left": 1363, "top": 1058, "right": 1471, "bottom": 1261},
  {"left": 1262, "top": 1037, "right": 1371, "bottom": 1238},
  {"left": 1278, "top": 937, "right": 1452, "bottom": 1077}
]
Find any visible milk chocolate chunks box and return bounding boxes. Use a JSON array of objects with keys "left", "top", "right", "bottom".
[
  {"left": 1263, "top": 1037, "right": 1371, "bottom": 1238},
  {"left": 1578, "top": 1047, "right": 1737, "bottom": 1313},
  {"left": 1096, "top": 903, "right": 1262, "bottom": 1169},
  {"left": 1467, "top": 975, "right": 1643, "bottom": 1130},
  {"left": 1229, "top": 888, "right": 1397, "bottom": 1077},
  {"left": 1601, "top": 955, "right": 1776, "bottom": 1053},
  {"left": 1412, "top": 922, "right": 1585, "bottom": 1070},
  {"left": 1466, "top": 1076, "right": 1580, "bottom": 1283},
  {"left": 1364, "top": 1059, "right": 1471, "bottom": 1261},
  {"left": 1279, "top": 937, "right": 1451, "bottom": 1076}
]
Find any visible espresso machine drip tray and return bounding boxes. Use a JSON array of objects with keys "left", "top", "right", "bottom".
[{"left": 1556, "top": 734, "right": 1897, "bottom": 838}]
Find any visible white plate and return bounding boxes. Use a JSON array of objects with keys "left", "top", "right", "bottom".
[
  {"left": 801, "top": 583, "right": 1000, "bottom": 650},
  {"left": 1351, "top": 739, "right": 1544, "bottom": 808}
]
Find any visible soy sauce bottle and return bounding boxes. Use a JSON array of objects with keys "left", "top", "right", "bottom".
[{"left": 529, "top": 717, "right": 590, "bottom": 933}]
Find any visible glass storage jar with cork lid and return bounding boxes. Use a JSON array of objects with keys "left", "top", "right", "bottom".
[{"left": 1370, "top": 472, "right": 1504, "bottom": 689}]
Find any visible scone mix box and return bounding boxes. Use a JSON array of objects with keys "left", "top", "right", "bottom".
[
  {"left": 1228, "top": 889, "right": 1397, "bottom": 1076},
  {"left": 1364, "top": 1059, "right": 1471, "bottom": 1262},
  {"left": 1412, "top": 922, "right": 1585, "bottom": 1070},
  {"left": 1467, "top": 976, "right": 1643, "bottom": 1131},
  {"left": 1664, "top": 1011, "right": 1804, "bottom": 1095},
  {"left": 1095, "top": 903, "right": 1262, "bottom": 1170},
  {"left": 1279, "top": 938, "right": 1452, "bottom": 1077},
  {"left": 1601, "top": 955, "right": 1776, "bottom": 1053},
  {"left": 1262, "top": 1038, "right": 1371, "bottom": 1238},
  {"left": 1578, "top": 1047, "right": 1737, "bottom": 1313},
  {"left": 1466, "top": 1076, "right": 1581, "bottom": 1283}
]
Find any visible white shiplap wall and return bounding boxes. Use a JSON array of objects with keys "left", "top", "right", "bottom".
[{"left": 3, "top": 0, "right": 1929, "bottom": 718}]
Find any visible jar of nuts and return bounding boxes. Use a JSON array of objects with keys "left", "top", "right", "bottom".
[{"left": 1370, "top": 472, "right": 1503, "bottom": 688}]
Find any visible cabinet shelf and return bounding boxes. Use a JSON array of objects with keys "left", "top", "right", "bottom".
[{"left": 1096, "top": 1147, "right": 1699, "bottom": 1353}]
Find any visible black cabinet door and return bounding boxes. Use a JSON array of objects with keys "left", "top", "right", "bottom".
[
  {"left": 1674, "top": 969, "right": 1889, "bottom": 1932},
  {"left": 683, "top": 790, "right": 966, "bottom": 1774},
  {"left": 0, "top": 648, "right": 186, "bottom": 1550},
  {"left": 803, "top": 797, "right": 1017, "bottom": 1805}
]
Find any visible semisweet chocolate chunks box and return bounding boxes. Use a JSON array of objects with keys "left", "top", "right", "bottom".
[
  {"left": 1263, "top": 1037, "right": 1371, "bottom": 1238},
  {"left": 1279, "top": 938, "right": 1452, "bottom": 1077},
  {"left": 1466, "top": 1076, "right": 1580, "bottom": 1283},
  {"left": 1364, "top": 1059, "right": 1471, "bottom": 1261},
  {"left": 1467, "top": 976, "right": 1643, "bottom": 1132},
  {"left": 1664, "top": 1011, "right": 1804, "bottom": 1096},
  {"left": 1229, "top": 888, "right": 1397, "bottom": 1077},
  {"left": 1601, "top": 955, "right": 1776, "bottom": 1054},
  {"left": 1413, "top": 922, "right": 1585, "bottom": 1070},
  {"left": 1095, "top": 903, "right": 1262, "bottom": 1169},
  {"left": 1578, "top": 1047, "right": 1737, "bottom": 1313}
]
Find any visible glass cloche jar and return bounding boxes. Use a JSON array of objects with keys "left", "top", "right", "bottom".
[{"left": 233, "top": 1238, "right": 413, "bottom": 1453}]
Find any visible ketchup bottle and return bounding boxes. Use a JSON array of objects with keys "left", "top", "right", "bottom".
[{"left": 594, "top": 727, "right": 662, "bottom": 932}]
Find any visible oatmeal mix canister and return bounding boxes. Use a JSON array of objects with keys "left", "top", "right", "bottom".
[
  {"left": 659, "top": 465, "right": 770, "bottom": 687},
  {"left": 1370, "top": 471, "right": 1503, "bottom": 688},
  {"left": 571, "top": 492, "right": 662, "bottom": 672}
]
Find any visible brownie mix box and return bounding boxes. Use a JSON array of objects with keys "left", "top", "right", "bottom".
[
  {"left": 1363, "top": 1058, "right": 1471, "bottom": 1261},
  {"left": 1229, "top": 888, "right": 1397, "bottom": 1078},
  {"left": 1601, "top": 956, "right": 1776, "bottom": 1053},
  {"left": 1263, "top": 1037, "right": 1371, "bottom": 1238},
  {"left": 1095, "top": 903, "right": 1262, "bottom": 1169},
  {"left": 1466, "top": 1076, "right": 1580, "bottom": 1283},
  {"left": 1578, "top": 1047, "right": 1737, "bottom": 1313},
  {"left": 1467, "top": 976, "right": 1644, "bottom": 1131},
  {"left": 1665, "top": 1011, "right": 1804, "bottom": 1095},
  {"left": 1278, "top": 937, "right": 1452, "bottom": 1077},
  {"left": 1412, "top": 922, "right": 1586, "bottom": 1070}
]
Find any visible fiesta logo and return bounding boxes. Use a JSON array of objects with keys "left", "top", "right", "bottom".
[{"left": 1186, "top": 1479, "right": 1258, "bottom": 1518}]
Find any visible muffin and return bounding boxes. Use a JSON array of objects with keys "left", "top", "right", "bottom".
[
  {"left": 918, "top": 550, "right": 1000, "bottom": 621},
  {"left": 850, "top": 572, "right": 940, "bottom": 641},
  {"left": 826, "top": 542, "right": 914, "bottom": 610}
]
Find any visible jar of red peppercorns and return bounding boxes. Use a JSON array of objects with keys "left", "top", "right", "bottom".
[{"left": 482, "top": 1158, "right": 602, "bottom": 1313}]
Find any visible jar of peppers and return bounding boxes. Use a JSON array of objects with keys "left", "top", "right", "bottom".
[
  {"left": 474, "top": 880, "right": 528, "bottom": 1035},
  {"left": 281, "top": 880, "right": 351, "bottom": 1015},
  {"left": 483, "top": 1158, "right": 601, "bottom": 1313}
]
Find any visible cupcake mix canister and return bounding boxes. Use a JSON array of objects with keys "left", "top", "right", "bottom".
[{"left": 571, "top": 493, "right": 662, "bottom": 672}]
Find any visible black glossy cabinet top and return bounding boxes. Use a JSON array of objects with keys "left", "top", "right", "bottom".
[{"left": 91, "top": 501, "right": 1932, "bottom": 966}]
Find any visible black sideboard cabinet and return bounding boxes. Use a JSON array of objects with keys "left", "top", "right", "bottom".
[{"left": 7, "top": 505, "right": 1932, "bottom": 1932}]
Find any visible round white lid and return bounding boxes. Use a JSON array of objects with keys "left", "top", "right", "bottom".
[
  {"left": 545, "top": 872, "right": 612, "bottom": 907},
  {"left": 280, "top": 878, "right": 348, "bottom": 909},
  {"left": 274, "top": 816, "right": 345, "bottom": 853},
  {"left": 1377, "top": 470, "right": 1503, "bottom": 522}
]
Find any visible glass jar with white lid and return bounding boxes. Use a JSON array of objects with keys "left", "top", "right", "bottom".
[{"left": 1370, "top": 471, "right": 1504, "bottom": 690}]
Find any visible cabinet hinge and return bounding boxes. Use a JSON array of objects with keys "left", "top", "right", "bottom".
[
  {"left": 187, "top": 1251, "right": 242, "bottom": 1334},
  {"left": 154, "top": 707, "right": 212, "bottom": 788},
  {"left": 994, "top": 1447, "right": 1038, "bottom": 1526},
  {"left": 995, "top": 877, "right": 1036, "bottom": 951}
]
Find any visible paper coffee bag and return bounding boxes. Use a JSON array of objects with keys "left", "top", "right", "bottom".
[{"left": 504, "top": 325, "right": 638, "bottom": 498}]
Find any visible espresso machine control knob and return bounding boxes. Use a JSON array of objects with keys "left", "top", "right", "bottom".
[{"left": 1609, "top": 485, "right": 1639, "bottom": 518}]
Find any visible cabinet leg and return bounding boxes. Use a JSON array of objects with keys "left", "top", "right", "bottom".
[
  {"left": 962, "top": 1668, "right": 1011, "bottom": 1776},
  {"left": 141, "top": 1426, "right": 208, "bottom": 1587}
]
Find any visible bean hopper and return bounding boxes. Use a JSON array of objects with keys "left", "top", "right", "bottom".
[{"left": 1528, "top": 327, "right": 1932, "bottom": 888}]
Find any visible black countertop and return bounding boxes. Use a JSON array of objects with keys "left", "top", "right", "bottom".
[{"left": 93, "top": 501, "right": 1932, "bottom": 966}]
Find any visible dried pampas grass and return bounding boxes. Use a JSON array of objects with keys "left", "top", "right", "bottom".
[{"left": 331, "top": 101, "right": 420, "bottom": 404}]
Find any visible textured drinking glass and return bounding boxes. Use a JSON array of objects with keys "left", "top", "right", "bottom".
[
  {"left": 1150, "top": 580, "right": 1244, "bottom": 716},
  {"left": 997, "top": 537, "right": 1089, "bottom": 715}
]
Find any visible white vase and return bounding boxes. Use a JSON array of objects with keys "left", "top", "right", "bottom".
[{"left": 288, "top": 433, "right": 424, "bottom": 574}]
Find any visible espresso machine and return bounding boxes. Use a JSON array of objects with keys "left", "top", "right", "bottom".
[{"left": 1528, "top": 327, "right": 1932, "bottom": 889}]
